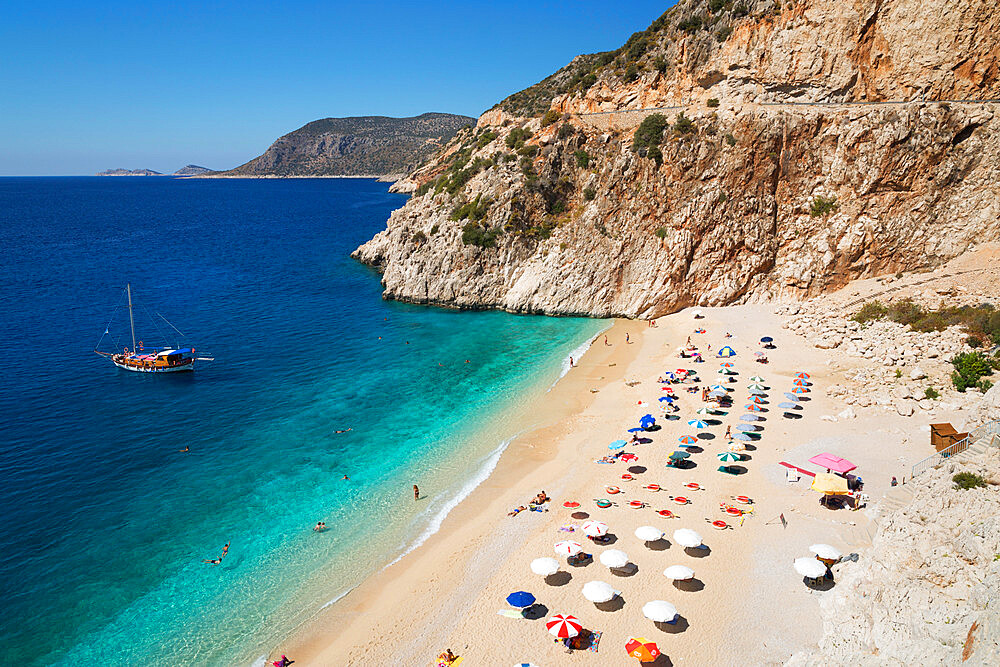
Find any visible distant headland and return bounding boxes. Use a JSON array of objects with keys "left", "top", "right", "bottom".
[{"left": 96, "top": 164, "right": 212, "bottom": 176}]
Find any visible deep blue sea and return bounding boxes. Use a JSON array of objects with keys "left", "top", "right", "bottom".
[{"left": 0, "top": 177, "right": 606, "bottom": 666}]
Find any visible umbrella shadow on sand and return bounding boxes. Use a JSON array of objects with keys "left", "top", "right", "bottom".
[
  {"left": 647, "top": 656, "right": 674, "bottom": 667},
  {"left": 595, "top": 596, "right": 626, "bottom": 612},
  {"left": 645, "top": 538, "right": 671, "bottom": 552},
  {"left": 655, "top": 615, "right": 689, "bottom": 634},
  {"left": 610, "top": 563, "right": 638, "bottom": 577},
  {"left": 673, "top": 577, "right": 705, "bottom": 592},
  {"left": 522, "top": 603, "right": 549, "bottom": 620},
  {"left": 742, "top": 444, "right": 757, "bottom": 452},
  {"left": 571, "top": 511, "right": 590, "bottom": 520},
  {"left": 544, "top": 571, "right": 572, "bottom": 586},
  {"left": 704, "top": 419, "right": 723, "bottom": 426},
  {"left": 783, "top": 412, "right": 803, "bottom": 419},
  {"left": 804, "top": 576, "right": 835, "bottom": 591},
  {"left": 628, "top": 465, "right": 648, "bottom": 474},
  {"left": 684, "top": 545, "right": 711, "bottom": 558},
  {"left": 592, "top": 533, "right": 619, "bottom": 546},
  {"left": 696, "top": 432, "right": 715, "bottom": 440},
  {"left": 684, "top": 446, "right": 704, "bottom": 454}
]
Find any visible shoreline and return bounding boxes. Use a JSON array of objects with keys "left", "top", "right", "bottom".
[{"left": 274, "top": 318, "right": 638, "bottom": 663}]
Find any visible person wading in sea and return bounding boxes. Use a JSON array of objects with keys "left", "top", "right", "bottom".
[{"left": 414, "top": 484, "right": 420, "bottom": 501}]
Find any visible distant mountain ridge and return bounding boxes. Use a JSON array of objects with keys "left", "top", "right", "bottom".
[
  {"left": 97, "top": 168, "right": 163, "bottom": 176},
  {"left": 213, "top": 113, "right": 475, "bottom": 178},
  {"left": 174, "top": 164, "right": 211, "bottom": 176}
]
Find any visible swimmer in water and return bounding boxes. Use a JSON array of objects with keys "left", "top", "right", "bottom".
[
  {"left": 314, "top": 521, "right": 327, "bottom": 532},
  {"left": 334, "top": 428, "right": 352, "bottom": 434},
  {"left": 179, "top": 446, "right": 190, "bottom": 453},
  {"left": 342, "top": 474, "right": 349, "bottom": 480}
]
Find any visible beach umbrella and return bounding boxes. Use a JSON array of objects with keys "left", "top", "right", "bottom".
[
  {"left": 717, "top": 451, "right": 741, "bottom": 462},
  {"left": 795, "top": 372, "right": 810, "bottom": 379},
  {"left": 506, "top": 591, "right": 536, "bottom": 608},
  {"left": 599, "top": 549, "right": 629, "bottom": 569},
  {"left": 790, "top": 386, "right": 809, "bottom": 394},
  {"left": 793, "top": 557, "right": 827, "bottom": 579},
  {"left": 739, "top": 413, "right": 760, "bottom": 422},
  {"left": 717, "top": 367, "right": 733, "bottom": 375},
  {"left": 718, "top": 346, "right": 736, "bottom": 357},
  {"left": 792, "top": 378, "right": 807, "bottom": 386},
  {"left": 748, "top": 388, "right": 766, "bottom": 396},
  {"left": 620, "top": 453, "right": 638, "bottom": 463},
  {"left": 514, "top": 663, "right": 540, "bottom": 667},
  {"left": 778, "top": 402, "right": 799, "bottom": 410},
  {"left": 748, "top": 375, "right": 765, "bottom": 382},
  {"left": 662, "top": 565, "right": 695, "bottom": 580},
  {"left": 641, "top": 600, "right": 678, "bottom": 624},
  {"left": 609, "top": 440, "right": 627, "bottom": 450},
  {"left": 720, "top": 362, "right": 735, "bottom": 368},
  {"left": 809, "top": 544, "right": 843, "bottom": 560},
  {"left": 745, "top": 403, "right": 763, "bottom": 412},
  {"left": 581, "top": 520, "right": 609, "bottom": 537},
  {"left": 732, "top": 432, "right": 752, "bottom": 442},
  {"left": 531, "top": 557, "right": 560, "bottom": 576},
  {"left": 754, "top": 351, "right": 766, "bottom": 358},
  {"left": 783, "top": 392, "right": 800, "bottom": 402},
  {"left": 708, "top": 389, "right": 727, "bottom": 398},
  {"left": 678, "top": 435, "right": 698, "bottom": 444},
  {"left": 735, "top": 423, "right": 756, "bottom": 432},
  {"left": 747, "top": 395, "right": 764, "bottom": 403},
  {"left": 627, "top": 427, "right": 646, "bottom": 433},
  {"left": 727, "top": 442, "right": 746, "bottom": 452},
  {"left": 635, "top": 526, "right": 663, "bottom": 542},
  {"left": 626, "top": 636, "right": 662, "bottom": 662},
  {"left": 669, "top": 450, "right": 690, "bottom": 460},
  {"left": 687, "top": 419, "right": 709, "bottom": 429},
  {"left": 639, "top": 414, "right": 656, "bottom": 428},
  {"left": 582, "top": 580, "right": 618, "bottom": 603},
  {"left": 554, "top": 541, "right": 584, "bottom": 557},
  {"left": 658, "top": 396, "right": 675, "bottom": 403},
  {"left": 747, "top": 382, "right": 766, "bottom": 390},
  {"left": 695, "top": 407, "right": 714, "bottom": 415},
  {"left": 760, "top": 336, "right": 773, "bottom": 343},
  {"left": 672, "top": 528, "right": 703, "bottom": 548},
  {"left": 811, "top": 473, "right": 849, "bottom": 496},
  {"left": 546, "top": 613, "right": 582, "bottom": 638}
]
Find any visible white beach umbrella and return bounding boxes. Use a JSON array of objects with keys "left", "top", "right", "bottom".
[
  {"left": 635, "top": 525, "right": 664, "bottom": 542},
  {"left": 748, "top": 387, "right": 766, "bottom": 396},
  {"left": 582, "top": 580, "right": 618, "bottom": 603},
  {"left": 662, "top": 565, "right": 695, "bottom": 580},
  {"left": 554, "top": 541, "right": 583, "bottom": 557},
  {"left": 531, "top": 557, "right": 560, "bottom": 576},
  {"left": 809, "top": 544, "right": 842, "bottom": 560},
  {"left": 581, "top": 520, "right": 609, "bottom": 537},
  {"left": 747, "top": 383, "right": 766, "bottom": 391},
  {"left": 600, "top": 549, "right": 628, "bottom": 570},
  {"left": 642, "top": 600, "right": 678, "bottom": 623},
  {"left": 695, "top": 407, "right": 714, "bottom": 415},
  {"left": 748, "top": 375, "right": 765, "bottom": 382},
  {"left": 673, "top": 528, "right": 703, "bottom": 548},
  {"left": 599, "top": 549, "right": 630, "bottom": 569},
  {"left": 794, "top": 557, "right": 828, "bottom": 578}
]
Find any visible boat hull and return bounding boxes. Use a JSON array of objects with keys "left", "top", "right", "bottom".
[{"left": 112, "top": 359, "right": 195, "bottom": 373}]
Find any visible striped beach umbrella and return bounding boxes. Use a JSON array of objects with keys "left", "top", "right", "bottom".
[
  {"left": 790, "top": 386, "right": 809, "bottom": 394},
  {"left": 581, "top": 520, "right": 609, "bottom": 537},
  {"left": 720, "top": 362, "right": 735, "bottom": 368},
  {"left": 546, "top": 613, "right": 582, "bottom": 638},
  {"left": 687, "top": 419, "right": 709, "bottom": 429},
  {"left": 747, "top": 383, "right": 766, "bottom": 390},
  {"left": 792, "top": 378, "right": 807, "bottom": 386},
  {"left": 718, "top": 451, "right": 741, "bottom": 462},
  {"left": 795, "top": 372, "right": 810, "bottom": 379},
  {"left": 695, "top": 407, "right": 714, "bottom": 415},
  {"left": 554, "top": 541, "right": 583, "bottom": 557},
  {"left": 747, "top": 395, "right": 763, "bottom": 403},
  {"left": 745, "top": 403, "right": 764, "bottom": 412},
  {"left": 748, "top": 375, "right": 765, "bottom": 382},
  {"left": 678, "top": 435, "right": 697, "bottom": 444}
]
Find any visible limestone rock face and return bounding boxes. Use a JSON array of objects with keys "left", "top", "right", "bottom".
[
  {"left": 787, "top": 448, "right": 1000, "bottom": 665},
  {"left": 355, "top": 0, "right": 1000, "bottom": 316}
]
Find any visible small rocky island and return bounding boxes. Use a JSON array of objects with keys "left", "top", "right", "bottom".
[{"left": 97, "top": 168, "right": 163, "bottom": 176}]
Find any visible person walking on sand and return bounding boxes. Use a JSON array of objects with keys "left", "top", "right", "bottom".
[
  {"left": 725, "top": 425, "right": 732, "bottom": 439},
  {"left": 626, "top": 333, "right": 630, "bottom": 344},
  {"left": 604, "top": 335, "right": 609, "bottom": 346},
  {"left": 569, "top": 356, "right": 574, "bottom": 367},
  {"left": 414, "top": 484, "right": 420, "bottom": 501}
]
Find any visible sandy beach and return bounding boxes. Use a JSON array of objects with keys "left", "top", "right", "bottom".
[{"left": 279, "top": 299, "right": 969, "bottom": 666}]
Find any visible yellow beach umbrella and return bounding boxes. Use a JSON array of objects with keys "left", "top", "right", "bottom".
[{"left": 811, "top": 473, "right": 849, "bottom": 495}]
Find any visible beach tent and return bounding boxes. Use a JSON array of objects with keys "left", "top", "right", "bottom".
[
  {"left": 718, "top": 346, "right": 736, "bottom": 357},
  {"left": 626, "top": 636, "right": 662, "bottom": 662},
  {"left": 808, "top": 453, "right": 857, "bottom": 474},
  {"left": 810, "top": 473, "right": 849, "bottom": 496}
]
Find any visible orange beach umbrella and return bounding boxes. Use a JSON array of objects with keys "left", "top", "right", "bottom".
[{"left": 625, "top": 637, "right": 661, "bottom": 662}]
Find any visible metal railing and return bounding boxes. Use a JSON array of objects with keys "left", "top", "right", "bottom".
[{"left": 911, "top": 420, "right": 1000, "bottom": 478}]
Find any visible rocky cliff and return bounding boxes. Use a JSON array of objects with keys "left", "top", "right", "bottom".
[
  {"left": 216, "top": 113, "right": 474, "bottom": 178},
  {"left": 354, "top": 0, "right": 1000, "bottom": 317},
  {"left": 174, "top": 164, "right": 211, "bottom": 176}
]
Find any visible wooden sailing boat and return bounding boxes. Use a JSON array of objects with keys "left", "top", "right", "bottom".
[{"left": 94, "top": 283, "right": 213, "bottom": 373}]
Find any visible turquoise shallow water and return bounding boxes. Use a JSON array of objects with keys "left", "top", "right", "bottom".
[{"left": 0, "top": 177, "right": 607, "bottom": 665}]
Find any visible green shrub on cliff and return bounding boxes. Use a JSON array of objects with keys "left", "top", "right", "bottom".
[
  {"left": 707, "top": 98, "right": 720, "bottom": 108},
  {"left": 673, "top": 112, "right": 694, "bottom": 135},
  {"left": 583, "top": 186, "right": 596, "bottom": 201},
  {"left": 953, "top": 472, "right": 989, "bottom": 490},
  {"left": 951, "top": 351, "right": 994, "bottom": 393},
  {"left": 574, "top": 150, "right": 590, "bottom": 168},
  {"left": 461, "top": 222, "right": 501, "bottom": 248},
  {"left": 557, "top": 124, "right": 575, "bottom": 140},
  {"left": 541, "top": 109, "right": 561, "bottom": 126},
  {"left": 450, "top": 195, "right": 492, "bottom": 222},
  {"left": 633, "top": 114, "right": 668, "bottom": 153},
  {"left": 505, "top": 127, "right": 533, "bottom": 150},
  {"left": 851, "top": 301, "right": 888, "bottom": 324},
  {"left": 810, "top": 195, "right": 839, "bottom": 217}
]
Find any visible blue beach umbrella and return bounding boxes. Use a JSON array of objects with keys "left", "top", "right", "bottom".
[
  {"left": 679, "top": 435, "right": 698, "bottom": 444},
  {"left": 687, "top": 419, "right": 709, "bottom": 429},
  {"left": 739, "top": 414, "right": 760, "bottom": 422},
  {"left": 748, "top": 388, "right": 766, "bottom": 396},
  {"left": 778, "top": 402, "right": 800, "bottom": 410},
  {"left": 736, "top": 424, "right": 756, "bottom": 432},
  {"left": 732, "top": 432, "right": 753, "bottom": 442},
  {"left": 708, "top": 389, "right": 727, "bottom": 398},
  {"left": 506, "top": 591, "right": 536, "bottom": 608},
  {"left": 718, "top": 346, "right": 736, "bottom": 357},
  {"left": 659, "top": 396, "right": 675, "bottom": 403},
  {"left": 640, "top": 414, "right": 656, "bottom": 428},
  {"left": 760, "top": 336, "right": 773, "bottom": 343},
  {"left": 609, "top": 440, "right": 627, "bottom": 450},
  {"left": 783, "top": 392, "right": 800, "bottom": 402},
  {"left": 790, "top": 386, "right": 809, "bottom": 394}
]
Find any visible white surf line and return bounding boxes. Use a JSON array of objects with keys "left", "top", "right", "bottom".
[{"left": 555, "top": 321, "right": 613, "bottom": 386}]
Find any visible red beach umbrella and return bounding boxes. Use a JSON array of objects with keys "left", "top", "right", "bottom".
[
  {"left": 625, "top": 637, "right": 661, "bottom": 662},
  {"left": 546, "top": 613, "right": 582, "bottom": 638}
]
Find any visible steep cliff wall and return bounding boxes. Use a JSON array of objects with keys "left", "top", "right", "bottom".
[{"left": 355, "top": 0, "right": 1000, "bottom": 317}]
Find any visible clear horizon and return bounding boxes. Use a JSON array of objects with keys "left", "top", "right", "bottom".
[{"left": 1, "top": 1, "right": 674, "bottom": 176}]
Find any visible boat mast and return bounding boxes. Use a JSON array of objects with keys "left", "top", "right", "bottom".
[{"left": 127, "top": 283, "right": 137, "bottom": 353}]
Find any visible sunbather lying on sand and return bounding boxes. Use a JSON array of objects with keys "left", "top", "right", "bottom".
[
  {"left": 533, "top": 491, "right": 550, "bottom": 504},
  {"left": 508, "top": 505, "right": 527, "bottom": 516}
]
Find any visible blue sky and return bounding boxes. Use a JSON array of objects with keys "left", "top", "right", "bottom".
[{"left": 0, "top": 1, "right": 673, "bottom": 175}]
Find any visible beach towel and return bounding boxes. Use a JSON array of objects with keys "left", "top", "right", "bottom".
[{"left": 587, "top": 631, "right": 603, "bottom": 652}]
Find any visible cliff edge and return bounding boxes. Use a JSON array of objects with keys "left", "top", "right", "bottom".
[{"left": 354, "top": 0, "right": 1000, "bottom": 317}]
